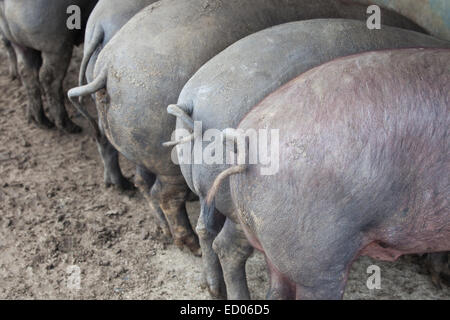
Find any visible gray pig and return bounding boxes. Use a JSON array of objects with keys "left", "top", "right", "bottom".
[{"left": 208, "top": 48, "right": 449, "bottom": 299}]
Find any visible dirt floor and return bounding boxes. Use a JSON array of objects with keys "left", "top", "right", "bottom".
[{"left": 0, "top": 44, "right": 448, "bottom": 300}]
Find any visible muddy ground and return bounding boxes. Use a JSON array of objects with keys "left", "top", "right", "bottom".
[{"left": 0, "top": 44, "right": 448, "bottom": 300}]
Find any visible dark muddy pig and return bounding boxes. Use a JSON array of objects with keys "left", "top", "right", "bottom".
[
  {"left": 79, "top": 0, "right": 158, "bottom": 190},
  {"left": 0, "top": 0, "right": 98, "bottom": 132},
  {"left": 67, "top": 0, "right": 424, "bottom": 260},
  {"left": 208, "top": 48, "right": 449, "bottom": 299},
  {"left": 166, "top": 19, "right": 450, "bottom": 299}
]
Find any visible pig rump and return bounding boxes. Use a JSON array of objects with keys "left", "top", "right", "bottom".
[{"left": 216, "top": 48, "right": 450, "bottom": 299}]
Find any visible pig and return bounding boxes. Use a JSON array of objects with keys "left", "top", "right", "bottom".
[
  {"left": 78, "top": 0, "right": 158, "bottom": 190},
  {"left": 0, "top": 0, "right": 98, "bottom": 132},
  {"left": 67, "top": 0, "right": 424, "bottom": 259},
  {"left": 207, "top": 48, "right": 449, "bottom": 299},
  {"left": 166, "top": 19, "right": 450, "bottom": 299}
]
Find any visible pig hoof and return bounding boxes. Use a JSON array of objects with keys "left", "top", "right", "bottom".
[
  {"left": 160, "top": 226, "right": 172, "bottom": 239},
  {"left": 29, "top": 114, "right": 55, "bottom": 130},
  {"left": 117, "top": 178, "right": 136, "bottom": 191},
  {"left": 208, "top": 286, "right": 226, "bottom": 300},
  {"left": 105, "top": 179, "right": 136, "bottom": 192},
  {"left": 154, "top": 225, "right": 172, "bottom": 243},
  {"left": 202, "top": 275, "right": 226, "bottom": 299},
  {"left": 186, "top": 237, "right": 202, "bottom": 257},
  {"left": 105, "top": 175, "right": 135, "bottom": 192},
  {"left": 206, "top": 284, "right": 226, "bottom": 300},
  {"left": 174, "top": 234, "right": 201, "bottom": 257}
]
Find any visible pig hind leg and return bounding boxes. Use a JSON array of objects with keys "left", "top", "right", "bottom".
[
  {"left": 135, "top": 166, "right": 171, "bottom": 238},
  {"left": 151, "top": 175, "right": 200, "bottom": 256},
  {"left": 265, "top": 257, "right": 296, "bottom": 300},
  {"left": 15, "top": 46, "right": 53, "bottom": 129},
  {"left": 265, "top": 252, "right": 352, "bottom": 300},
  {"left": 39, "top": 47, "right": 81, "bottom": 133},
  {"left": 213, "top": 218, "right": 253, "bottom": 300},
  {"left": 2, "top": 36, "right": 18, "bottom": 80},
  {"left": 293, "top": 256, "right": 355, "bottom": 300},
  {"left": 264, "top": 224, "right": 362, "bottom": 299},
  {"left": 292, "top": 239, "right": 362, "bottom": 299},
  {"left": 97, "top": 121, "right": 135, "bottom": 190},
  {"left": 196, "top": 198, "right": 226, "bottom": 298}
]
